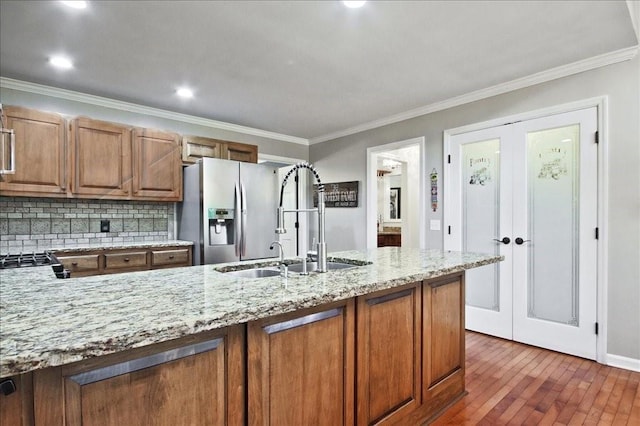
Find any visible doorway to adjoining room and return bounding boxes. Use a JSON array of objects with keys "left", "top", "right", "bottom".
[{"left": 366, "top": 137, "right": 426, "bottom": 250}]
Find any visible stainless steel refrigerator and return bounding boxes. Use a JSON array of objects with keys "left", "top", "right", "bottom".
[{"left": 178, "top": 157, "right": 279, "bottom": 265}]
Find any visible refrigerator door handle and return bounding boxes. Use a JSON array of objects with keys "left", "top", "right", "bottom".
[
  {"left": 234, "top": 182, "right": 241, "bottom": 257},
  {"left": 241, "top": 181, "right": 247, "bottom": 257}
]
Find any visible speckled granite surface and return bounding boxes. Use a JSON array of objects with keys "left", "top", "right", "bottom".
[
  {"left": 0, "top": 248, "right": 501, "bottom": 378},
  {"left": 48, "top": 240, "right": 194, "bottom": 253}
]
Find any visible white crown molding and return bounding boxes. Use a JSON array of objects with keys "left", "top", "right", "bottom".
[
  {"left": 0, "top": 77, "right": 309, "bottom": 146},
  {"left": 310, "top": 46, "right": 639, "bottom": 144}
]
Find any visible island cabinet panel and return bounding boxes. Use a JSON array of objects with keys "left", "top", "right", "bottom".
[
  {"left": 0, "top": 106, "right": 66, "bottom": 197},
  {"left": 70, "top": 117, "right": 132, "bottom": 199},
  {"left": 356, "top": 283, "right": 422, "bottom": 426},
  {"left": 0, "top": 373, "right": 34, "bottom": 426},
  {"left": 32, "top": 326, "right": 245, "bottom": 426},
  {"left": 248, "top": 299, "right": 355, "bottom": 426},
  {"left": 421, "top": 273, "right": 465, "bottom": 420},
  {"left": 131, "top": 128, "right": 182, "bottom": 201}
]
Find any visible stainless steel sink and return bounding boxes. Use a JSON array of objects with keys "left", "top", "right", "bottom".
[
  {"left": 223, "top": 268, "right": 281, "bottom": 278},
  {"left": 287, "top": 261, "right": 357, "bottom": 273}
]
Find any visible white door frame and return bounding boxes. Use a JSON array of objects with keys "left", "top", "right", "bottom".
[
  {"left": 443, "top": 96, "right": 609, "bottom": 364},
  {"left": 366, "top": 137, "right": 427, "bottom": 250}
]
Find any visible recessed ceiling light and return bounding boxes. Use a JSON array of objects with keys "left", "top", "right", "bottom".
[
  {"left": 49, "top": 56, "right": 73, "bottom": 69},
  {"left": 342, "top": 1, "right": 366, "bottom": 8},
  {"left": 60, "top": 1, "right": 88, "bottom": 9},
  {"left": 176, "top": 87, "right": 194, "bottom": 99}
]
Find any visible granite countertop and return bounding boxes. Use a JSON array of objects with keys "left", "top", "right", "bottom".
[
  {"left": 0, "top": 240, "right": 194, "bottom": 256},
  {"left": 0, "top": 248, "right": 501, "bottom": 378},
  {"left": 48, "top": 240, "right": 194, "bottom": 253}
]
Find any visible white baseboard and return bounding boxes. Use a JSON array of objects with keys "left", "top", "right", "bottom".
[{"left": 606, "top": 353, "right": 640, "bottom": 372}]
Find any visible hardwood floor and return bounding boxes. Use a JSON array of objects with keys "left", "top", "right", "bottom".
[{"left": 430, "top": 331, "right": 640, "bottom": 425}]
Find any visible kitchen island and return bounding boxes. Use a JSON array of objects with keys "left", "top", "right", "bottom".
[{"left": 0, "top": 248, "right": 501, "bottom": 425}]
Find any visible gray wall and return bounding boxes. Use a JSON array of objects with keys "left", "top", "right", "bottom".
[
  {"left": 0, "top": 87, "right": 308, "bottom": 161},
  {"left": 310, "top": 57, "right": 640, "bottom": 360}
]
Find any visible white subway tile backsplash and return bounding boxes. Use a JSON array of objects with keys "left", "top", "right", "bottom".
[{"left": 0, "top": 197, "right": 173, "bottom": 253}]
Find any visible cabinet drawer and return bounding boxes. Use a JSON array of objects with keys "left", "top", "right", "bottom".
[
  {"left": 151, "top": 249, "right": 190, "bottom": 267},
  {"left": 104, "top": 252, "right": 148, "bottom": 270},
  {"left": 57, "top": 255, "right": 100, "bottom": 273}
]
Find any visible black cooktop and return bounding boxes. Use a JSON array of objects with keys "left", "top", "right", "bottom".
[{"left": 0, "top": 251, "right": 57, "bottom": 269}]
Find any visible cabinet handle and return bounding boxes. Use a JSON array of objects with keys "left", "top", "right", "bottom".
[
  {"left": 0, "top": 127, "right": 15, "bottom": 175},
  {"left": 367, "top": 288, "right": 413, "bottom": 306},
  {"left": 71, "top": 262, "right": 78, "bottom": 266},
  {"left": 168, "top": 255, "right": 174, "bottom": 259},
  {"left": 263, "top": 308, "right": 343, "bottom": 334},
  {"left": 0, "top": 379, "right": 16, "bottom": 396},
  {"left": 123, "top": 258, "right": 130, "bottom": 262},
  {"left": 69, "top": 338, "right": 222, "bottom": 385}
]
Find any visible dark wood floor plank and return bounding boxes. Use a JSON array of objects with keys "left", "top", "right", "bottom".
[{"left": 430, "top": 331, "right": 640, "bottom": 426}]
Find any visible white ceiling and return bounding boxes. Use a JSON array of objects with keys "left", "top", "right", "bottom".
[{"left": 0, "top": 1, "right": 638, "bottom": 143}]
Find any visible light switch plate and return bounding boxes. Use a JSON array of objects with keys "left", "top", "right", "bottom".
[{"left": 430, "top": 220, "right": 441, "bottom": 231}]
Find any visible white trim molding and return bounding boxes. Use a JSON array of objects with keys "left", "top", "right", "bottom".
[
  {"left": 0, "top": 77, "right": 309, "bottom": 146},
  {"left": 606, "top": 354, "right": 640, "bottom": 372},
  {"left": 312, "top": 46, "right": 637, "bottom": 144}
]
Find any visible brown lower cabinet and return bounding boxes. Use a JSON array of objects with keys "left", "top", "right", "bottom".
[
  {"left": 53, "top": 245, "right": 192, "bottom": 277},
  {"left": 30, "top": 326, "right": 244, "bottom": 426},
  {"left": 0, "top": 272, "right": 465, "bottom": 426},
  {"left": 356, "top": 283, "right": 422, "bottom": 425},
  {"left": 248, "top": 299, "right": 355, "bottom": 426}
]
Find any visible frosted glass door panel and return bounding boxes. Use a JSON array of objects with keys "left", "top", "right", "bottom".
[
  {"left": 462, "top": 139, "right": 501, "bottom": 311},
  {"left": 527, "top": 125, "right": 580, "bottom": 325},
  {"left": 512, "top": 107, "right": 597, "bottom": 360},
  {"left": 448, "top": 126, "right": 513, "bottom": 340}
]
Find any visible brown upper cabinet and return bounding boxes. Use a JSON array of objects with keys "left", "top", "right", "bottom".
[
  {"left": 132, "top": 128, "right": 182, "bottom": 201},
  {"left": 0, "top": 106, "right": 66, "bottom": 197},
  {"left": 222, "top": 141, "right": 258, "bottom": 163},
  {"left": 2, "top": 105, "right": 259, "bottom": 201},
  {"left": 70, "top": 117, "right": 132, "bottom": 199},
  {"left": 70, "top": 118, "right": 182, "bottom": 201},
  {"left": 182, "top": 135, "right": 257, "bottom": 164}
]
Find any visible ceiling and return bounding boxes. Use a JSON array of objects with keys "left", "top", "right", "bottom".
[{"left": 0, "top": 1, "right": 638, "bottom": 143}]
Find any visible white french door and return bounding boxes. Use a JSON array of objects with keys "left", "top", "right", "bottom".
[{"left": 446, "top": 107, "right": 598, "bottom": 359}]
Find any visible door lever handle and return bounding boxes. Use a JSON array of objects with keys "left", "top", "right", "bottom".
[
  {"left": 493, "top": 237, "right": 511, "bottom": 244},
  {"left": 515, "top": 237, "right": 531, "bottom": 245}
]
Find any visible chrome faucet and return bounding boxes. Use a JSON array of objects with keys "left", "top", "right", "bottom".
[
  {"left": 269, "top": 241, "right": 287, "bottom": 277},
  {"left": 275, "top": 162, "right": 327, "bottom": 272}
]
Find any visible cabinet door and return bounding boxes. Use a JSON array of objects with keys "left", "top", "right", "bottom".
[
  {"left": 221, "top": 141, "right": 258, "bottom": 163},
  {"left": 0, "top": 106, "right": 66, "bottom": 196},
  {"left": 181, "top": 135, "right": 224, "bottom": 164},
  {"left": 422, "top": 273, "right": 465, "bottom": 418},
  {"left": 70, "top": 117, "right": 132, "bottom": 199},
  {"left": 132, "top": 128, "right": 182, "bottom": 201},
  {"left": 356, "top": 283, "right": 421, "bottom": 425},
  {"left": 33, "top": 327, "right": 244, "bottom": 426},
  {"left": 0, "top": 373, "right": 34, "bottom": 426},
  {"left": 248, "top": 300, "right": 355, "bottom": 426}
]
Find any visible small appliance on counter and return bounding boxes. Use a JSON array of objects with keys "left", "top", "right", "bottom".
[{"left": 178, "top": 157, "right": 280, "bottom": 265}]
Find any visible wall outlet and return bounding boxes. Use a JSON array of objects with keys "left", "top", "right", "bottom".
[{"left": 100, "top": 219, "right": 110, "bottom": 233}]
